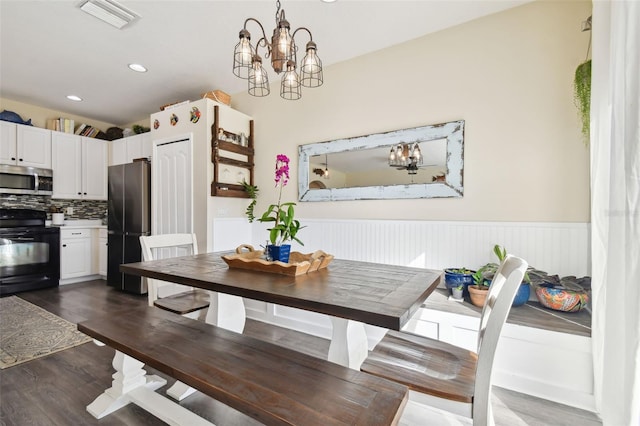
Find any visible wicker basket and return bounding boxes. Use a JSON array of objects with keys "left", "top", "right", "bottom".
[{"left": 201, "top": 90, "right": 231, "bottom": 105}]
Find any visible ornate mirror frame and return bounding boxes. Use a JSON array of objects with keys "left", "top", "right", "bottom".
[{"left": 298, "top": 120, "right": 464, "bottom": 202}]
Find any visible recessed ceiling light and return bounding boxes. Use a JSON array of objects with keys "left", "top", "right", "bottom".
[
  {"left": 128, "top": 63, "right": 147, "bottom": 73},
  {"left": 321, "top": 0, "right": 337, "bottom": 3},
  {"left": 66, "top": 95, "right": 83, "bottom": 102}
]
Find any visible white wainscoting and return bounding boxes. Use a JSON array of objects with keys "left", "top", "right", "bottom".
[
  {"left": 212, "top": 218, "right": 591, "bottom": 334},
  {"left": 212, "top": 217, "right": 594, "bottom": 411}
]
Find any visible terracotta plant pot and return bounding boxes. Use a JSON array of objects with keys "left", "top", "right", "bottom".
[{"left": 468, "top": 285, "right": 489, "bottom": 307}]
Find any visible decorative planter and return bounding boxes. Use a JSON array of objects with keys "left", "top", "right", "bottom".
[
  {"left": 468, "top": 285, "right": 489, "bottom": 307},
  {"left": 267, "top": 244, "right": 291, "bottom": 263},
  {"left": 512, "top": 283, "right": 531, "bottom": 307},
  {"left": 535, "top": 283, "right": 589, "bottom": 312},
  {"left": 444, "top": 268, "right": 475, "bottom": 295}
]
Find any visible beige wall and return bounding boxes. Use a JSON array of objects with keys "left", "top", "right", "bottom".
[
  {"left": 0, "top": 97, "right": 116, "bottom": 132},
  {"left": 232, "top": 0, "right": 591, "bottom": 223},
  {"left": 0, "top": 97, "right": 149, "bottom": 134}
]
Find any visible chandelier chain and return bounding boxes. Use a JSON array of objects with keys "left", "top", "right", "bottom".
[{"left": 275, "top": 0, "right": 281, "bottom": 23}]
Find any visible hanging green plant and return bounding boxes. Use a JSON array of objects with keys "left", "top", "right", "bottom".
[
  {"left": 573, "top": 59, "right": 591, "bottom": 144},
  {"left": 240, "top": 180, "right": 259, "bottom": 223}
]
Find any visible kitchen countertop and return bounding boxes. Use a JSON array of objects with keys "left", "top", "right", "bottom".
[{"left": 46, "top": 219, "right": 106, "bottom": 229}]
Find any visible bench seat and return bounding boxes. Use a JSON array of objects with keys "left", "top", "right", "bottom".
[{"left": 78, "top": 306, "right": 408, "bottom": 426}]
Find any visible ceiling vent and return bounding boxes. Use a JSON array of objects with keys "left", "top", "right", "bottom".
[{"left": 78, "top": 0, "right": 140, "bottom": 29}]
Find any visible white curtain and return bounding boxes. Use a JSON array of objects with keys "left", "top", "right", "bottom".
[{"left": 590, "top": 1, "right": 640, "bottom": 425}]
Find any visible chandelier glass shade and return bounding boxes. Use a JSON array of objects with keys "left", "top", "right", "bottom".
[{"left": 232, "top": 0, "right": 323, "bottom": 100}]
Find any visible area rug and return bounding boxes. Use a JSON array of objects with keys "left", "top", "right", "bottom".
[{"left": 0, "top": 296, "right": 91, "bottom": 369}]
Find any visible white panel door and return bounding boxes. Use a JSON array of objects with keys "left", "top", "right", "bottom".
[{"left": 152, "top": 135, "right": 192, "bottom": 257}]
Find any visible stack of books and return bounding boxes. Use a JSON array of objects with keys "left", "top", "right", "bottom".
[
  {"left": 74, "top": 123, "right": 101, "bottom": 137},
  {"left": 46, "top": 117, "right": 75, "bottom": 133}
]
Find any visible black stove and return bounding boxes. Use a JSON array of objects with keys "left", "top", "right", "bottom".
[{"left": 0, "top": 209, "right": 60, "bottom": 295}]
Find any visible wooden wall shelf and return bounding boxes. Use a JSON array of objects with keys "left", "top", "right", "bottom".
[{"left": 210, "top": 105, "right": 254, "bottom": 198}]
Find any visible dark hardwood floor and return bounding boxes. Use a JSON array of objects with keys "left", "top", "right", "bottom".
[{"left": 1, "top": 280, "right": 601, "bottom": 426}]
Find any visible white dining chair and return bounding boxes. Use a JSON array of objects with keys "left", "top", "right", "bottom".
[
  {"left": 139, "top": 233, "right": 209, "bottom": 319},
  {"left": 361, "top": 254, "right": 528, "bottom": 426}
]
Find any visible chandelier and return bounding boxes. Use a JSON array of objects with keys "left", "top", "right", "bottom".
[
  {"left": 232, "top": 0, "right": 323, "bottom": 100},
  {"left": 389, "top": 143, "right": 423, "bottom": 175}
]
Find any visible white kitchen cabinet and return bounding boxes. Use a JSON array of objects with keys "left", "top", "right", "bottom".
[
  {"left": 60, "top": 228, "right": 93, "bottom": 280},
  {"left": 98, "top": 228, "right": 107, "bottom": 277},
  {"left": 0, "top": 121, "right": 52, "bottom": 168},
  {"left": 52, "top": 132, "right": 108, "bottom": 200},
  {"left": 109, "top": 133, "right": 152, "bottom": 166}
]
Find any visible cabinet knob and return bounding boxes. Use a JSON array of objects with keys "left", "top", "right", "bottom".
[
  {"left": 83, "top": 192, "right": 87, "bottom": 195},
  {"left": 62, "top": 244, "right": 67, "bottom": 247},
  {"left": 18, "top": 158, "right": 23, "bottom": 162},
  {"left": 11, "top": 157, "right": 15, "bottom": 161},
  {"left": 77, "top": 192, "right": 82, "bottom": 195}
]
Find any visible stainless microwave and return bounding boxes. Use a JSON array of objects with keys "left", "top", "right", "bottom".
[{"left": 0, "top": 164, "right": 53, "bottom": 195}]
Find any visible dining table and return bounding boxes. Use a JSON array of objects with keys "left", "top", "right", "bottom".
[{"left": 120, "top": 251, "right": 442, "bottom": 371}]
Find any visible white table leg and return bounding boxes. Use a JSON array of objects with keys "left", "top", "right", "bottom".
[
  {"left": 205, "top": 291, "right": 246, "bottom": 333},
  {"left": 328, "top": 317, "right": 369, "bottom": 370},
  {"left": 87, "top": 350, "right": 166, "bottom": 419}
]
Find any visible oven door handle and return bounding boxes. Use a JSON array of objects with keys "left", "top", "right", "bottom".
[{"left": 11, "top": 237, "right": 36, "bottom": 241}]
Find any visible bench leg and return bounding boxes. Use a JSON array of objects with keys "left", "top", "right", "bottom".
[
  {"left": 205, "top": 291, "right": 246, "bottom": 333},
  {"left": 87, "top": 350, "right": 166, "bottom": 419},
  {"left": 328, "top": 318, "right": 369, "bottom": 370}
]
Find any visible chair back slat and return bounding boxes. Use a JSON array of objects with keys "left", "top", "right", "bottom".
[
  {"left": 139, "top": 233, "right": 199, "bottom": 306},
  {"left": 473, "top": 254, "right": 528, "bottom": 425}
]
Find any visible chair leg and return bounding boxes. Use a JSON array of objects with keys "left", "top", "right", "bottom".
[{"left": 147, "top": 280, "right": 156, "bottom": 307}]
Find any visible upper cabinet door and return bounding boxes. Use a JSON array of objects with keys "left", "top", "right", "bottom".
[
  {"left": 52, "top": 132, "right": 82, "bottom": 198},
  {"left": 17, "top": 126, "right": 51, "bottom": 168},
  {"left": 82, "top": 137, "right": 108, "bottom": 200},
  {"left": 0, "top": 121, "right": 17, "bottom": 165}
]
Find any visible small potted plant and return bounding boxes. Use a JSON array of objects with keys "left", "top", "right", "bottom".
[
  {"left": 468, "top": 269, "right": 490, "bottom": 307},
  {"left": 258, "top": 154, "right": 305, "bottom": 262},
  {"left": 451, "top": 284, "right": 464, "bottom": 300},
  {"left": 472, "top": 244, "right": 531, "bottom": 307}
]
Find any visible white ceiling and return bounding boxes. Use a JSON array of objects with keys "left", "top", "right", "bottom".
[{"left": 0, "top": 0, "right": 529, "bottom": 126}]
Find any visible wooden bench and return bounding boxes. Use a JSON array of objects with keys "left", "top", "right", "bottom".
[{"left": 78, "top": 306, "right": 408, "bottom": 426}]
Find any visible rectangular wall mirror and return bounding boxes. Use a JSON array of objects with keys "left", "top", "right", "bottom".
[{"left": 298, "top": 120, "right": 464, "bottom": 201}]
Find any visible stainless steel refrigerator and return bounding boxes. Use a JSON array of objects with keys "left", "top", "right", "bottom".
[{"left": 107, "top": 160, "right": 150, "bottom": 294}]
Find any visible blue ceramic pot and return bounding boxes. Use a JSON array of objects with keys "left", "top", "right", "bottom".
[
  {"left": 512, "top": 283, "right": 531, "bottom": 307},
  {"left": 267, "top": 244, "right": 291, "bottom": 263},
  {"left": 444, "top": 268, "right": 475, "bottom": 295}
]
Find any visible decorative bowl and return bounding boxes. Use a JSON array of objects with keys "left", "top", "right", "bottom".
[{"left": 535, "top": 283, "right": 589, "bottom": 313}]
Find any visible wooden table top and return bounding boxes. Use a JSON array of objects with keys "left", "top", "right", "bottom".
[{"left": 121, "top": 252, "right": 442, "bottom": 331}]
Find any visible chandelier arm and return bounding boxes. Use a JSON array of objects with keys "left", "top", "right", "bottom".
[
  {"left": 244, "top": 17, "right": 270, "bottom": 46},
  {"left": 255, "top": 36, "right": 272, "bottom": 58},
  {"left": 291, "top": 27, "right": 314, "bottom": 42}
]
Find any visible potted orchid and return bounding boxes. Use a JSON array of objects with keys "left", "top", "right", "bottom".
[{"left": 258, "top": 154, "right": 304, "bottom": 262}]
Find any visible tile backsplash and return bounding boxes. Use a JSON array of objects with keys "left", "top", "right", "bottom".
[{"left": 0, "top": 194, "right": 107, "bottom": 220}]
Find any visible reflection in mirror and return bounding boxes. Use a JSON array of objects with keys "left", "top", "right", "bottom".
[
  {"left": 309, "top": 138, "right": 447, "bottom": 188},
  {"left": 298, "top": 120, "right": 464, "bottom": 201}
]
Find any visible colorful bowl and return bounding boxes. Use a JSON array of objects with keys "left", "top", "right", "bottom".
[{"left": 535, "top": 283, "right": 589, "bottom": 313}]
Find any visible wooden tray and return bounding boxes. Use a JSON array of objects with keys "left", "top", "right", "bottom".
[{"left": 221, "top": 245, "right": 334, "bottom": 276}]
